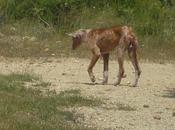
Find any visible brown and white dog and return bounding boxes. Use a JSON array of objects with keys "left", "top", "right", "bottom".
[{"left": 67, "top": 26, "right": 141, "bottom": 87}]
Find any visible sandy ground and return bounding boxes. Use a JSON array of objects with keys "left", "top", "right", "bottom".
[{"left": 0, "top": 57, "right": 175, "bottom": 130}]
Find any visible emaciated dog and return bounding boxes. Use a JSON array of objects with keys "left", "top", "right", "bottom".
[{"left": 67, "top": 26, "right": 141, "bottom": 87}]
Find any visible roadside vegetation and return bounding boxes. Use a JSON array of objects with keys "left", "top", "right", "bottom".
[
  {"left": 0, "top": 0, "right": 175, "bottom": 61},
  {"left": 0, "top": 73, "right": 101, "bottom": 130}
]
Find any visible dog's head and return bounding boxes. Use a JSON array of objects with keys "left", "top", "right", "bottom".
[{"left": 67, "top": 29, "right": 86, "bottom": 50}]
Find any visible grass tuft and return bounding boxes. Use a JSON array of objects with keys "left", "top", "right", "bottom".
[
  {"left": 104, "top": 102, "right": 136, "bottom": 111},
  {"left": 57, "top": 89, "right": 102, "bottom": 107},
  {"left": 116, "top": 103, "right": 136, "bottom": 111}
]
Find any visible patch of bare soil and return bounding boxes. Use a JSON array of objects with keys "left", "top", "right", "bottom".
[{"left": 0, "top": 57, "right": 174, "bottom": 130}]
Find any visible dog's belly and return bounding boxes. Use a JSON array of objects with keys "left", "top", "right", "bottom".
[{"left": 97, "top": 39, "right": 119, "bottom": 54}]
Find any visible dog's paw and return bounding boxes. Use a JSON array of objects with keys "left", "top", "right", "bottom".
[{"left": 90, "top": 75, "right": 96, "bottom": 83}]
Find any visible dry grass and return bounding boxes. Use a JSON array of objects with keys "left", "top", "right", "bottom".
[{"left": 0, "top": 21, "right": 175, "bottom": 62}]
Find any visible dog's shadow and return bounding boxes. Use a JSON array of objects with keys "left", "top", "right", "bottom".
[{"left": 63, "top": 81, "right": 129, "bottom": 87}]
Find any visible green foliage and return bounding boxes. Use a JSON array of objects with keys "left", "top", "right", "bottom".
[{"left": 1, "top": 0, "right": 175, "bottom": 41}]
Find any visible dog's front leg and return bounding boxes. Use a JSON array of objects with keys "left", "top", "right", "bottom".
[
  {"left": 102, "top": 53, "right": 109, "bottom": 84},
  {"left": 87, "top": 47, "right": 101, "bottom": 83}
]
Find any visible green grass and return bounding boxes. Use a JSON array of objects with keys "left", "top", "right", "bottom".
[
  {"left": 57, "top": 89, "right": 102, "bottom": 107},
  {"left": 0, "top": 73, "right": 100, "bottom": 130}
]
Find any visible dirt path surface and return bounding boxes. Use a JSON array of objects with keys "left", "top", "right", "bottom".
[{"left": 0, "top": 57, "right": 175, "bottom": 130}]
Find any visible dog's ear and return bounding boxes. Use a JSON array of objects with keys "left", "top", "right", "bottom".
[
  {"left": 66, "top": 33, "right": 76, "bottom": 38},
  {"left": 76, "top": 34, "right": 82, "bottom": 39},
  {"left": 66, "top": 29, "right": 86, "bottom": 39}
]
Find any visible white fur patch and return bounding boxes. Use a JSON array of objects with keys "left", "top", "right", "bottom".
[
  {"left": 86, "top": 29, "right": 91, "bottom": 34},
  {"left": 103, "top": 71, "right": 108, "bottom": 78},
  {"left": 129, "top": 44, "right": 133, "bottom": 49}
]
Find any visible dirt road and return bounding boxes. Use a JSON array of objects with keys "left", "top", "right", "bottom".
[{"left": 0, "top": 57, "right": 174, "bottom": 130}]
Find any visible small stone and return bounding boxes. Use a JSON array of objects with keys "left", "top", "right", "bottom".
[
  {"left": 143, "top": 104, "right": 149, "bottom": 108},
  {"left": 165, "top": 107, "right": 170, "bottom": 110},
  {"left": 129, "top": 123, "right": 134, "bottom": 126},
  {"left": 172, "top": 112, "right": 175, "bottom": 117},
  {"left": 44, "top": 48, "right": 49, "bottom": 52},
  {"left": 153, "top": 115, "right": 161, "bottom": 120},
  {"left": 23, "top": 36, "right": 30, "bottom": 40},
  {"left": 74, "top": 60, "right": 79, "bottom": 63},
  {"left": 62, "top": 73, "right": 66, "bottom": 75},
  {"left": 29, "top": 36, "right": 37, "bottom": 42},
  {"left": 127, "top": 81, "right": 131, "bottom": 84},
  {"left": 98, "top": 77, "right": 103, "bottom": 80},
  {"left": 0, "top": 32, "right": 4, "bottom": 37},
  {"left": 98, "top": 118, "right": 102, "bottom": 121},
  {"left": 10, "top": 27, "right": 16, "bottom": 32},
  {"left": 141, "top": 44, "right": 145, "bottom": 47},
  {"left": 56, "top": 41, "right": 61, "bottom": 43}
]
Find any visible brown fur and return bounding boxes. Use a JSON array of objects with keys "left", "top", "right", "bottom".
[{"left": 68, "top": 26, "right": 141, "bottom": 87}]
